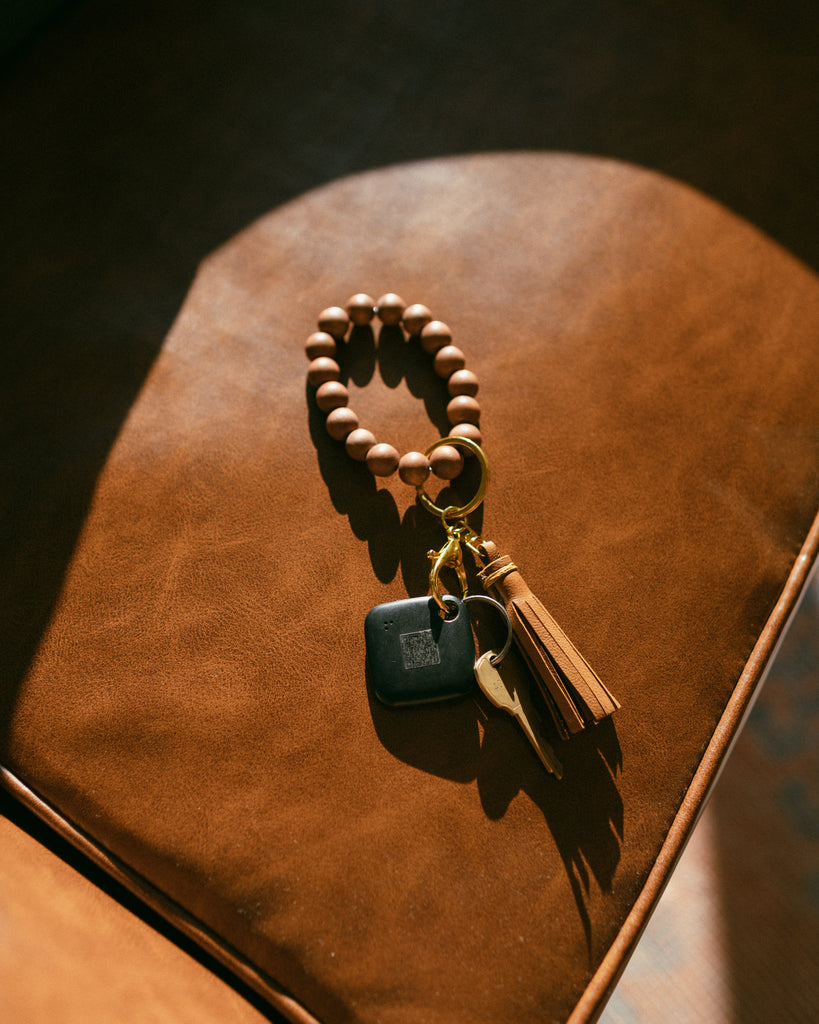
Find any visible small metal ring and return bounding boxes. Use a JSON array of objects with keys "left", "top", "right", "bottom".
[
  {"left": 416, "top": 436, "right": 490, "bottom": 520},
  {"left": 463, "top": 594, "right": 513, "bottom": 666},
  {"left": 441, "top": 593, "right": 461, "bottom": 620}
]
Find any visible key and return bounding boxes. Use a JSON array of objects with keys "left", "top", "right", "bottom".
[{"left": 474, "top": 651, "right": 563, "bottom": 778}]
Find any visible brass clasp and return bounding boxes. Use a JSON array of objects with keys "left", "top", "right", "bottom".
[
  {"left": 420, "top": 435, "right": 491, "bottom": 616},
  {"left": 427, "top": 526, "right": 468, "bottom": 615},
  {"left": 427, "top": 516, "right": 486, "bottom": 615}
]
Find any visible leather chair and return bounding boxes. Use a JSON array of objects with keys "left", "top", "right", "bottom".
[{"left": 2, "top": 5, "right": 818, "bottom": 1023}]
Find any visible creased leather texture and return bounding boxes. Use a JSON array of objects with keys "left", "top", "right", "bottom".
[{"left": 3, "top": 153, "right": 819, "bottom": 1024}]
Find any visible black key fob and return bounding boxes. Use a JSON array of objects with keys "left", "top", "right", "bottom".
[{"left": 365, "top": 595, "right": 475, "bottom": 706}]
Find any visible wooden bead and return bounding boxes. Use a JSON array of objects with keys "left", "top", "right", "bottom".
[
  {"left": 307, "top": 356, "right": 340, "bottom": 387},
  {"left": 398, "top": 451, "right": 431, "bottom": 486},
  {"left": 375, "top": 293, "right": 406, "bottom": 326},
  {"left": 326, "top": 407, "right": 359, "bottom": 441},
  {"left": 366, "top": 442, "right": 399, "bottom": 477},
  {"left": 446, "top": 395, "right": 481, "bottom": 425},
  {"left": 305, "top": 331, "right": 337, "bottom": 360},
  {"left": 449, "top": 422, "right": 482, "bottom": 449},
  {"left": 447, "top": 368, "right": 479, "bottom": 397},
  {"left": 433, "top": 345, "right": 466, "bottom": 378},
  {"left": 345, "top": 428, "right": 377, "bottom": 461},
  {"left": 420, "top": 320, "right": 452, "bottom": 354},
  {"left": 315, "top": 380, "right": 348, "bottom": 412},
  {"left": 402, "top": 303, "right": 433, "bottom": 336},
  {"left": 346, "top": 293, "right": 376, "bottom": 326},
  {"left": 318, "top": 306, "right": 350, "bottom": 339},
  {"left": 430, "top": 445, "right": 463, "bottom": 480}
]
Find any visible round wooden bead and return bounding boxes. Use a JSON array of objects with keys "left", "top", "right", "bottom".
[
  {"left": 366, "top": 442, "right": 400, "bottom": 477},
  {"left": 315, "top": 380, "right": 348, "bottom": 412},
  {"left": 345, "top": 428, "right": 377, "bottom": 461},
  {"left": 326, "top": 407, "right": 359, "bottom": 441},
  {"left": 420, "top": 320, "right": 452, "bottom": 354},
  {"left": 447, "top": 368, "right": 479, "bottom": 397},
  {"left": 402, "top": 303, "right": 433, "bottom": 336},
  {"left": 449, "top": 422, "right": 482, "bottom": 449},
  {"left": 398, "top": 450, "right": 431, "bottom": 486},
  {"left": 318, "top": 306, "right": 350, "bottom": 339},
  {"left": 346, "top": 293, "right": 376, "bottom": 326},
  {"left": 307, "top": 356, "right": 340, "bottom": 387},
  {"left": 430, "top": 445, "right": 464, "bottom": 480},
  {"left": 433, "top": 345, "right": 467, "bottom": 378},
  {"left": 446, "top": 395, "right": 481, "bottom": 426},
  {"left": 305, "top": 331, "right": 337, "bottom": 360},
  {"left": 375, "top": 293, "right": 406, "bottom": 326}
]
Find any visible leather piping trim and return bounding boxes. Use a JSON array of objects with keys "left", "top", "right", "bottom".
[
  {"left": 567, "top": 507, "right": 819, "bottom": 1024},
  {"left": 0, "top": 764, "right": 323, "bottom": 1024}
]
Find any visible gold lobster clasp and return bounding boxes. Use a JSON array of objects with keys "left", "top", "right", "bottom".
[
  {"left": 420, "top": 436, "right": 490, "bottom": 615},
  {"left": 427, "top": 526, "right": 470, "bottom": 615}
]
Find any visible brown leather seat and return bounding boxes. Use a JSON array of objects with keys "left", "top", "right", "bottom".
[{"left": 2, "top": 151, "right": 818, "bottom": 1023}]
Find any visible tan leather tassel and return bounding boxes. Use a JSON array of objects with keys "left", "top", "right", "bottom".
[{"left": 478, "top": 541, "right": 619, "bottom": 739}]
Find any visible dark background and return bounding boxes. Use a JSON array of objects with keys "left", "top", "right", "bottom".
[{"left": 1, "top": 1, "right": 817, "bottom": 1021}]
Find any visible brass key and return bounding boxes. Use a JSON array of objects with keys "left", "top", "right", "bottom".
[{"left": 474, "top": 651, "right": 563, "bottom": 778}]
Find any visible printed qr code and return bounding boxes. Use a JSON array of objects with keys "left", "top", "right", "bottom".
[{"left": 400, "top": 629, "right": 441, "bottom": 670}]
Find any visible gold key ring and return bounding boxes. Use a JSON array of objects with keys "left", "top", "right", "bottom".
[{"left": 416, "top": 436, "right": 490, "bottom": 520}]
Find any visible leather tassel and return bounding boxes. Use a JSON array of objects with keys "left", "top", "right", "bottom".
[{"left": 478, "top": 541, "right": 619, "bottom": 739}]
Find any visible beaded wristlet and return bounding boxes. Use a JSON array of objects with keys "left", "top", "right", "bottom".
[
  {"left": 305, "top": 292, "right": 619, "bottom": 771},
  {"left": 306, "top": 292, "right": 481, "bottom": 484}
]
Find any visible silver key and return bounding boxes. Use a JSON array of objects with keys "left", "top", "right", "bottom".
[{"left": 474, "top": 651, "right": 563, "bottom": 778}]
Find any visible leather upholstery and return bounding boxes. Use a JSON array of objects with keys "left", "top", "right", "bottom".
[
  {"left": 0, "top": 788, "right": 272, "bottom": 1023},
  {"left": 2, "top": 152, "right": 818, "bottom": 1023}
]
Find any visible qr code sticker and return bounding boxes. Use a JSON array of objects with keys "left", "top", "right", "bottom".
[{"left": 400, "top": 629, "right": 441, "bottom": 670}]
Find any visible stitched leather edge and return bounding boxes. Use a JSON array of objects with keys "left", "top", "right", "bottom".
[
  {"left": 567, "top": 507, "right": 819, "bottom": 1024},
  {"left": 0, "top": 764, "right": 323, "bottom": 1024}
]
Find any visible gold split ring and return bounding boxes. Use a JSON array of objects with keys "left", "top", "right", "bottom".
[{"left": 416, "top": 436, "right": 490, "bottom": 519}]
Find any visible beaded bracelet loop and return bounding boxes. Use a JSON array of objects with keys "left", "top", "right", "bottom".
[{"left": 305, "top": 292, "right": 482, "bottom": 486}]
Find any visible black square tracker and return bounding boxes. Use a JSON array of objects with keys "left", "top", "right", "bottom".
[{"left": 365, "top": 596, "right": 476, "bottom": 706}]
